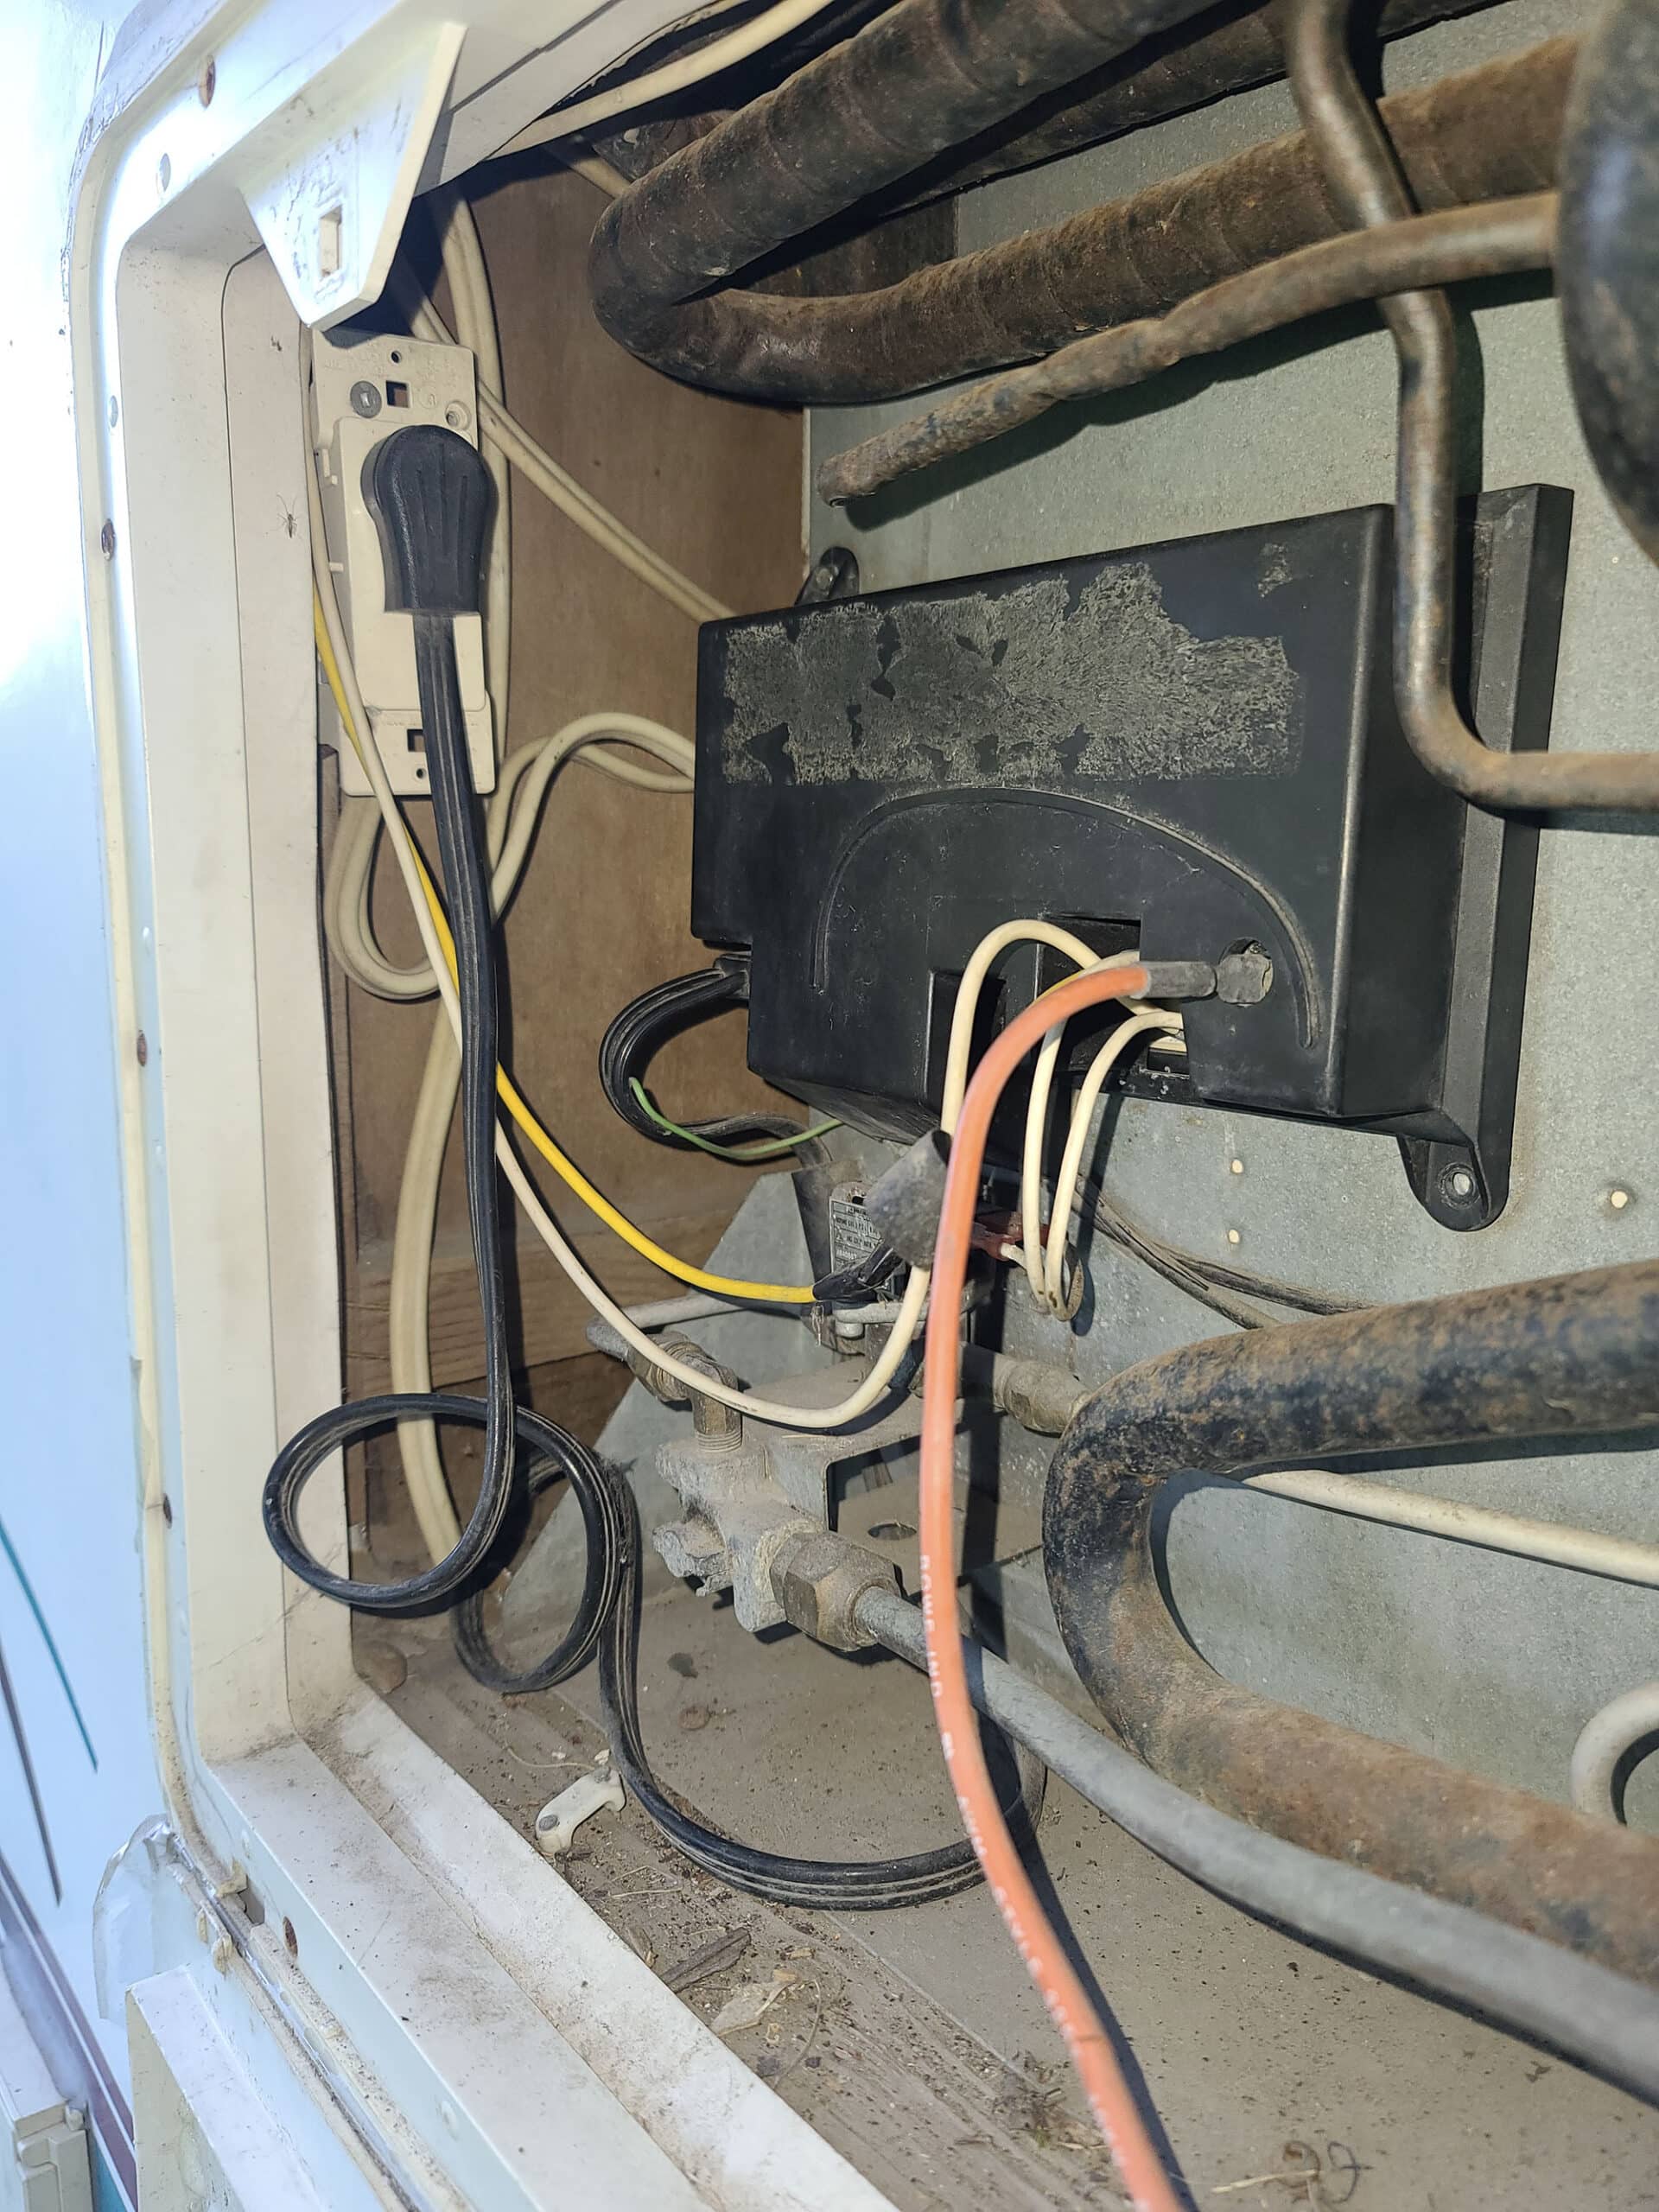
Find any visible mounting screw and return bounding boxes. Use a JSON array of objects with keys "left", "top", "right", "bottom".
[
  {"left": 1440, "top": 1166, "right": 1478, "bottom": 1205},
  {"left": 1608, "top": 1185, "right": 1634, "bottom": 1214},
  {"left": 99, "top": 519, "right": 117, "bottom": 559},
  {"left": 197, "top": 54, "right": 216, "bottom": 105},
  {"left": 135, "top": 1031, "right": 148, "bottom": 1065},
  {"left": 349, "top": 380, "right": 382, "bottom": 419},
  {"left": 443, "top": 402, "right": 470, "bottom": 431}
]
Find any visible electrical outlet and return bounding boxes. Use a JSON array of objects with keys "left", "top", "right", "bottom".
[{"left": 311, "top": 331, "right": 495, "bottom": 796}]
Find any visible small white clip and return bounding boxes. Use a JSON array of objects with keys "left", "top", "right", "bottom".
[{"left": 534, "top": 1769, "right": 626, "bottom": 1858}]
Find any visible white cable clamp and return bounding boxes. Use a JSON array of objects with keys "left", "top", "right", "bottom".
[{"left": 534, "top": 1758, "right": 626, "bottom": 1857}]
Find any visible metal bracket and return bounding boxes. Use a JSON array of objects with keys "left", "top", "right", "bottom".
[{"left": 1396, "top": 483, "right": 1573, "bottom": 1230}]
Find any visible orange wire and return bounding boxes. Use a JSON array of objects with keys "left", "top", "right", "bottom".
[{"left": 918, "top": 961, "right": 1185, "bottom": 2212}]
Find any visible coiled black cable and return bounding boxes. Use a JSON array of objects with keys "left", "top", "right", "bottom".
[
  {"left": 270, "top": 1392, "right": 1043, "bottom": 1905},
  {"left": 265, "top": 1395, "right": 615, "bottom": 1662},
  {"left": 455, "top": 1431, "right": 1046, "bottom": 1910}
]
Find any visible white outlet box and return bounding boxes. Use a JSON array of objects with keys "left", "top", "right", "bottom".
[{"left": 311, "top": 330, "right": 495, "bottom": 796}]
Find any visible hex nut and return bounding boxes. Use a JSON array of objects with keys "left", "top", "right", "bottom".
[
  {"left": 771, "top": 1529, "right": 899, "bottom": 1651},
  {"left": 1216, "top": 944, "right": 1274, "bottom": 1006}
]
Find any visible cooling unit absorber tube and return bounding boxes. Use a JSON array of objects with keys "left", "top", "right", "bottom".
[
  {"left": 588, "top": 0, "right": 1219, "bottom": 393},
  {"left": 1043, "top": 1258, "right": 1659, "bottom": 1988},
  {"left": 588, "top": 27, "right": 1571, "bottom": 403},
  {"left": 592, "top": 0, "right": 1505, "bottom": 206},
  {"left": 1558, "top": 0, "right": 1659, "bottom": 566}
]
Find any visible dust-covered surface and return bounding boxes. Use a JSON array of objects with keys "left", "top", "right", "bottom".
[
  {"left": 718, "top": 560, "right": 1301, "bottom": 790},
  {"left": 381, "top": 1580, "right": 1659, "bottom": 2211},
  {"left": 384, "top": 1611, "right": 1113, "bottom": 2212}
]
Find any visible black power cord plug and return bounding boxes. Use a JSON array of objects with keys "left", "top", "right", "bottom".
[{"left": 264, "top": 425, "right": 521, "bottom": 1615}]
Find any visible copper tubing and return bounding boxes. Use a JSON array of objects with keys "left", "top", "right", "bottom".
[
  {"left": 818, "top": 194, "right": 1554, "bottom": 502},
  {"left": 1285, "top": 0, "right": 1659, "bottom": 810}
]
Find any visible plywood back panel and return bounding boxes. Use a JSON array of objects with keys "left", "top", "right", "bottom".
[{"left": 340, "top": 165, "right": 805, "bottom": 1392}]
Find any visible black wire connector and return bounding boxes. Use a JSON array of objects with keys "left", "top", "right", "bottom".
[{"left": 599, "top": 954, "right": 823, "bottom": 1156}]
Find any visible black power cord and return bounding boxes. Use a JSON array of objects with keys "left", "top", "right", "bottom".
[
  {"left": 264, "top": 425, "right": 519, "bottom": 1616},
  {"left": 456, "top": 1430, "right": 1046, "bottom": 1910},
  {"left": 268, "top": 425, "right": 1036, "bottom": 1906}
]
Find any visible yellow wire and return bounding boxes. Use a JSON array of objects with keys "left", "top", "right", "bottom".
[{"left": 314, "top": 599, "right": 815, "bottom": 1304}]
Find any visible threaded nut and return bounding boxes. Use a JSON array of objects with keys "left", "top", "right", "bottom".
[{"left": 770, "top": 1529, "right": 899, "bottom": 1651}]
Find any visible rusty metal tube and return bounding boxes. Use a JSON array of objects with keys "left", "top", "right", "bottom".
[
  {"left": 1285, "top": 0, "right": 1659, "bottom": 811},
  {"left": 888, "top": 0, "right": 1510, "bottom": 204},
  {"left": 588, "top": 26, "right": 1572, "bottom": 402},
  {"left": 857, "top": 1583, "right": 1659, "bottom": 2101},
  {"left": 588, "top": 0, "right": 1510, "bottom": 203},
  {"left": 1558, "top": 0, "right": 1659, "bottom": 567},
  {"left": 588, "top": 0, "right": 1221, "bottom": 393},
  {"left": 817, "top": 194, "right": 1554, "bottom": 501},
  {"left": 1044, "top": 1258, "right": 1659, "bottom": 1988}
]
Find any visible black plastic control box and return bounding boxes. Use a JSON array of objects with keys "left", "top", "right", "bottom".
[{"left": 692, "top": 489, "right": 1570, "bottom": 1228}]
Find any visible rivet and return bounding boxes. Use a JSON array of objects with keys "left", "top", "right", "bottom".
[
  {"left": 1229, "top": 1157, "right": 1244, "bottom": 1176},
  {"left": 136, "top": 1031, "right": 148, "bottom": 1065},
  {"left": 197, "top": 54, "right": 216, "bottom": 105},
  {"left": 1609, "top": 1186, "right": 1633, "bottom": 1213},
  {"left": 1226, "top": 1228, "right": 1242, "bottom": 1247}
]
